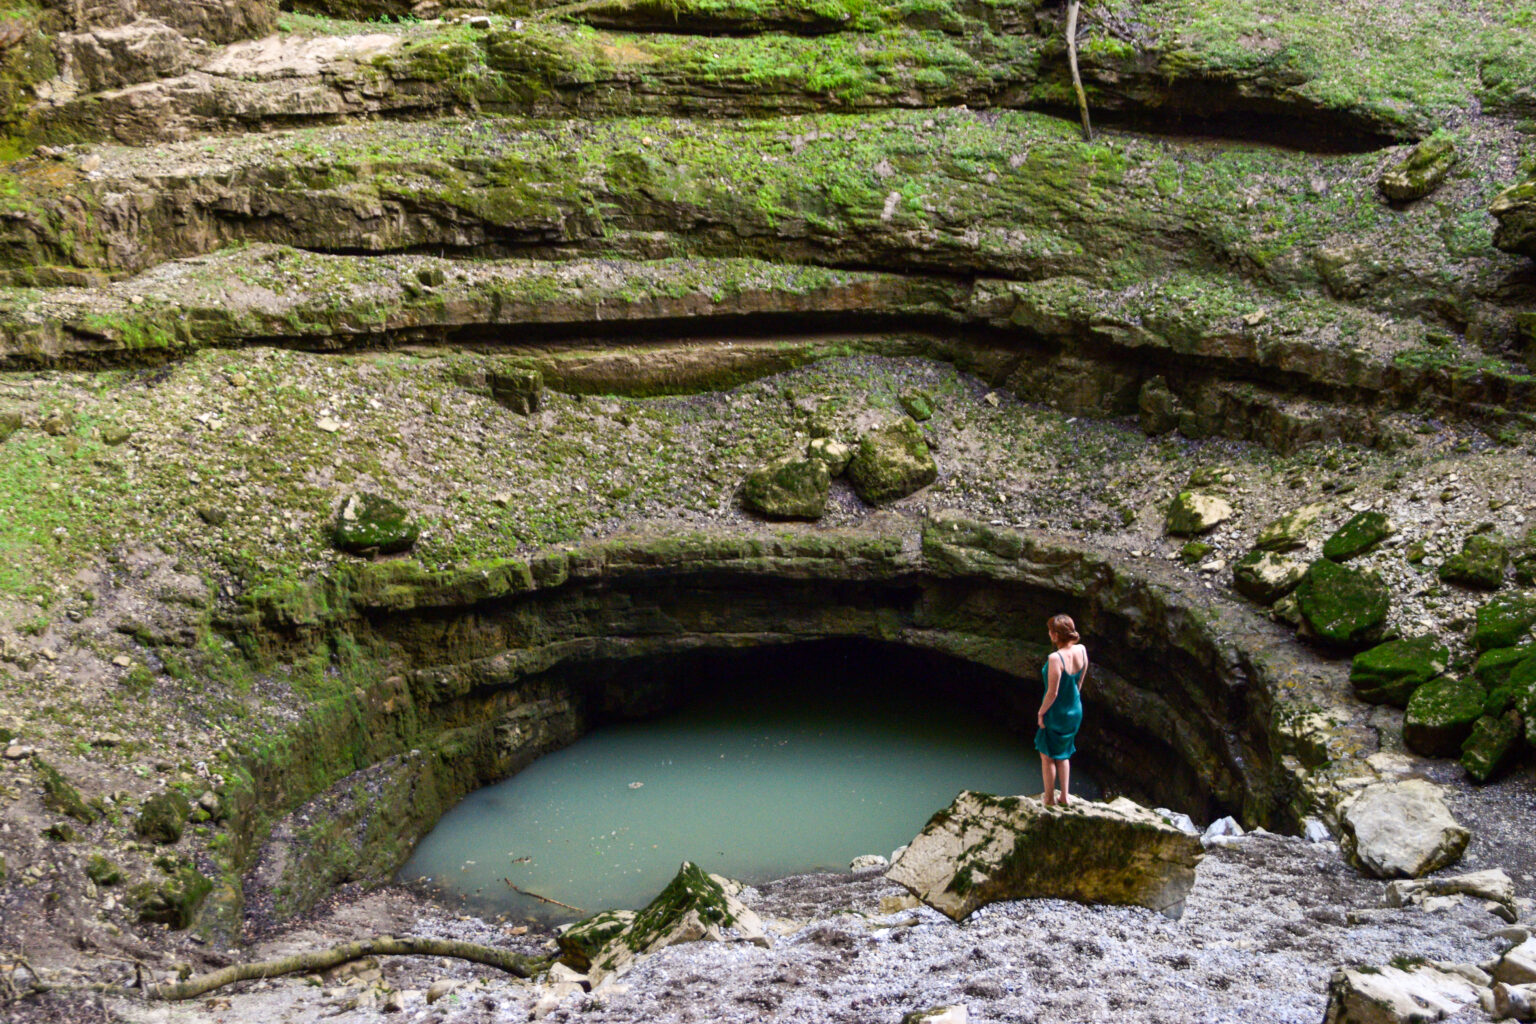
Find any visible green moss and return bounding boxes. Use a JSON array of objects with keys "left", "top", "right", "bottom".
[
  {"left": 332, "top": 493, "right": 419, "bottom": 555},
  {"left": 1322, "top": 511, "right": 1393, "bottom": 561},
  {"left": 1404, "top": 676, "right": 1487, "bottom": 758},
  {"left": 35, "top": 759, "right": 98, "bottom": 824},
  {"left": 623, "top": 861, "right": 735, "bottom": 952},
  {"left": 741, "top": 456, "right": 830, "bottom": 520},
  {"left": 86, "top": 854, "right": 124, "bottom": 886},
  {"left": 1350, "top": 637, "right": 1448, "bottom": 707},
  {"left": 129, "top": 861, "right": 213, "bottom": 929},
  {"left": 136, "top": 790, "right": 191, "bottom": 844},
  {"left": 846, "top": 419, "right": 937, "bottom": 505},
  {"left": 1471, "top": 593, "right": 1536, "bottom": 651},
  {"left": 1438, "top": 534, "right": 1510, "bottom": 590},
  {"left": 1296, "top": 559, "right": 1390, "bottom": 647},
  {"left": 1459, "top": 710, "right": 1524, "bottom": 783}
]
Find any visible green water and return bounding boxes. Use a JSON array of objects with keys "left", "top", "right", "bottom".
[{"left": 399, "top": 665, "right": 1097, "bottom": 923}]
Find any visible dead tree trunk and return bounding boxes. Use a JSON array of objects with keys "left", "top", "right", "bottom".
[{"left": 1066, "top": 0, "right": 1093, "bottom": 141}]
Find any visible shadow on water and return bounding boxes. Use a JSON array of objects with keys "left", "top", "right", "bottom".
[{"left": 397, "top": 641, "right": 1099, "bottom": 924}]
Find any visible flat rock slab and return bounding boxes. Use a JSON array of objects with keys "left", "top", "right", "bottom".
[
  {"left": 885, "top": 791, "right": 1203, "bottom": 921},
  {"left": 1323, "top": 963, "right": 1481, "bottom": 1024}
]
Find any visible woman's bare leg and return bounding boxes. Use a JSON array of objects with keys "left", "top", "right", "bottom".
[
  {"left": 1056, "top": 759, "right": 1071, "bottom": 805},
  {"left": 1040, "top": 754, "right": 1057, "bottom": 806}
]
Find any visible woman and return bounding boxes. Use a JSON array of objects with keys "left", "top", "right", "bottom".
[{"left": 1036, "top": 614, "right": 1087, "bottom": 807}]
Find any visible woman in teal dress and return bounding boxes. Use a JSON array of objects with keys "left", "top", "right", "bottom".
[{"left": 1036, "top": 614, "right": 1087, "bottom": 807}]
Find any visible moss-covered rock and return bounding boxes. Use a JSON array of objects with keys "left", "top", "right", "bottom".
[
  {"left": 1255, "top": 502, "right": 1326, "bottom": 552},
  {"left": 130, "top": 862, "right": 213, "bottom": 929},
  {"left": 135, "top": 790, "right": 191, "bottom": 845},
  {"left": 1472, "top": 646, "right": 1534, "bottom": 692},
  {"left": 1438, "top": 534, "right": 1510, "bottom": 590},
  {"left": 488, "top": 366, "right": 543, "bottom": 415},
  {"left": 1296, "top": 559, "right": 1391, "bottom": 648},
  {"left": 805, "top": 437, "right": 852, "bottom": 475},
  {"left": 1136, "top": 376, "right": 1179, "bottom": 436},
  {"left": 741, "top": 456, "right": 830, "bottom": 520},
  {"left": 846, "top": 419, "right": 937, "bottom": 505},
  {"left": 1322, "top": 511, "right": 1394, "bottom": 561},
  {"left": 1232, "top": 549, "right": 1306, "bottom": 604},
  {"left": 557, "top": 910, "right": 636, "bottom": 972},
  {"left": 332, "top": 492, "right": 419, "bottom": 556},
  {"left": 1164, "top": 491, "right": 1233, "bottom": 536},
  {"left": 1471, "top": 593, "right": 1536, "bottom": 651},
  {"left": 1491, "top": 177, "right": 1536, "bottom": 259},
  {"left": 43, "top": 822, "right": 78, "bottom": 842},
  {"left": 899, "top": 389, "right": 935, "bottom": 422},
  {"left": 1404, "top": 677, "right": 1487, "bottom": 758},
  {"left": 36, "top": 760, "right": 98, "bottom": 825},
  {"left": 1350, "top": 637, "right": 1449, "bottom": 707},
  {"left": 1459, "top": 710, "right": 1524, "bottom": 783},
  {"left": 1378, "top": 134, "right": 1458, "bottom": 203},
  {"left": 86, "top": 854, "right": 124, "bottom": 886}
]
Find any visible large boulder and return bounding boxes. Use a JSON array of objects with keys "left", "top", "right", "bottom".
[
  {"left": 741, "top": 456, "right": 830, "bottom": 520},
  {"left": 846, "top": 419, "right": 937, "bottom": 505},
  {"left": 1232, "top": 549, "right": 1306, "bottom": 604},
  {"left": 1473, "top": 593, "right": 1536, "bottom": 651},
  {"left": 565, "top": 862, "right": 770, "bottom": 984},
  {"left": 1350, "top": 637, "right": 1448, "bottom": 707},
  {"left": 1385, "top": 868, "right": 1516, "bottom": 912},
  {"left": 1296, "top": 559, "right": 1391, "bottom": 648},
  {"left": 1473, "top": 645, "right": 1536, "bottom": 691},
  {"left": 59, "top": 20, "right": 194, "bottom": 93},
  {"left": 1322, "top": 511, "right": 1394, "bottom": 561},
  {"left": 1438, "top": 534, "right": 1510, "bottom": 590},
  {"left": 1404, "top": 676, "right": 1486, "bottom": 758},
  {"left": 332, "top": 492, "right": 419, "bottom": 556},
  {"left": 1339, "top": 779, "right": 1470, "bottom": 878},
  {"left": 885, "top": 791, "right": 1203, "bottom": 921},
  {"left": 1377, "top": 134, "right": 1459, "bottom": 203},
  {"left": 1323, "top": 963, "right": 1481, "bottom": 1024},
  {"left": 1164, "top": 491, "right": 1233, "bottom": 536}
]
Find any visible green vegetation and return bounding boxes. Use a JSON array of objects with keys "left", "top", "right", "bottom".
[{"left": 1349, "top": 637, "right": 1448, "bottom": 707}]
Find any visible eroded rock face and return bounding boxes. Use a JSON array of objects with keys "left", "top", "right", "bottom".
[
  {"left": 885, "top": 791, "right": 1203, "bottom": 921},
  {"left": 1338, "top": 779, "right": 1469, "bottom": 879}
]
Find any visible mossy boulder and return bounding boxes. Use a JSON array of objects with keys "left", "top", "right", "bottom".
[
  {"left": 741, "top": 456, "right": 830, "bottom": 520},
  {"left": 1232, "top": 550, "right": 1306, "bottom": 604},
  {"left": 1404, "top": 677, "right": 1487, "bottom": 758},
  {"left": 899, "top": 389, "right": 935, "bottom": 422},
  {"left": 1255, "top": 502, "right": 1326, "bottom": 552},
  {"left": 1491, "top": 177, "right": 1536, "bottom": 258},
  {"left": 557, "top": 910, "right": 635, "bottom": 972},
  {"left": 86, "top": 854, "right": 124, "bottom": 886},
  {"left": 1459, "top": 710, "right": 1524, "bottom": 783},
  {"left": 1350, "top": 637, "right": 1449, "bottom": 707},
  {"left": 1322, "top": 511, "right": 1394, "bottom": 561},
  {"left": 1136, "top": 376, "right": 1179, "bottom": 436},
  {"left": 36, "top": 760, "right": 98, "bottom": 825},
  {"left": 1164, "top": 491, "right": 1233, "bottom": 536},
  {"left": 1471, "top": 593, "right": 1536, "bottom": 651},
  {"left": 488, "top": 366, "right": 543, "bottom": 415},
  {"left": 846, "top": 419, "right": 937, "bottom": 505},
  {"left": 1378, "top": 134, "right": 1459, "bottom": 202},
  {"left": 130, "top": 863, "right": 213, "bottom": 929},
  {"left": 1438, "top": 534, "right": 1510, "bottom": 590},
  {"left": 0, "top": 410, "right": 21, "bottom": 443},
  {"left": 1296, "top": 559, "right": 1391, "bottom": 648},
  {"left": 332, "top": 492, "right": 419, "bottom": 556},
  {"left": 1472, "top": 645, "right": 1534, "bottom": 692},
  {"left": 135, "top": 790, "right": 191, "bottom": 845}
]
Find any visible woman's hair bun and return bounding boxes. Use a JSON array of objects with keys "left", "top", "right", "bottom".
[{"left": 1048, "top": 614, "right": 1079, "bottom": 643}]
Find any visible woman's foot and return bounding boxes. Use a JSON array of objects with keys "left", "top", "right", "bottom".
[{"left": 1039, "top": 792, "right": 1055, "bottom": 807}]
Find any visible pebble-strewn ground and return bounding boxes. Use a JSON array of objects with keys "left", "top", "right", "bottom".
[{"left": 45, "top": 829, "right": 1523, "bottom": 1024}]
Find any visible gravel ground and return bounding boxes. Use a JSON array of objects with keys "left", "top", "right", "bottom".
[{"left": 3, "top": 830, "right": 1513, "bottom": 1024}]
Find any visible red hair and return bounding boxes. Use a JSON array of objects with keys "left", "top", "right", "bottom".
[{"left": 1048, "top": 614, "right": 1079, "bottom": 644}]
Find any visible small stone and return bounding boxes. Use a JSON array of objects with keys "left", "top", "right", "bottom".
[
  {"left": 426, "top": 979, "right": 461, "bottom": 1004},
  {"left": 899, "top": 390, "right": 935, "bottom": 422},
  {"left": 468, "top": 14, "right": 492, "bottom": 27},
  {"left": 902, "top": 1007, "right": 968, "bottom": 1024},
  {"left": 101, "top": 424, "right": 132, "bottom": 446},
  {"left": 332, "top": 493, "right": 419, "bottom": 556},
  {"left": 850, "top": 854, "right": 889, "bottom": 871},
  {"left": 1303, "top": 818, "right": 1332, "bottom": 843},
  {"left": 1379, "top": 134, "right": 1459, "bottom": 202},
  {"left": 982, "top": 392, "right": 999, "bottom": 407},
  {"left": 806, "top": 437, "right": 852, "bottom": 476},
  {"left": 1232, "top": 549, "right": 1306, "bottom": 604},
  {"left": 316, "top": 417, "right": 342, "bottom": 433},
  {"left": 112, "top": 655, "right": 132, "bottom": 667}
]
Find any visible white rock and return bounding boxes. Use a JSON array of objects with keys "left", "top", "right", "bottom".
[
  {"left": 1154, "top": 808, "right": 1200, "bottom": 835},
  {"left": 1323, "top": 964, "right": 1480, "bottom": 1023},
  {"left": 548, "top": 963, "right": 588, "bottom": 988},
  {"left": 1386, "top": 868, "right": 1515, "bottom": 909},
  {"left": 1202, "top": 816, "right": 1244, "bottom": 845},
  {"left": 850, "top": 854, "right": 889, "bottom": 871},
  {"left": 316, "top": 416, "right": 342, "bottom": 432},
  {"left": 890, "top": 845, "right": 908, "bottom": 864},
  {"left": 1303, "top": 817, "right": 1332, "bottom": 843},
  {"left": 1339, "top": 779, "right": 1470, "bottom": 878}
]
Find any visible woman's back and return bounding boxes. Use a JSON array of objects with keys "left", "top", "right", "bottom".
[{"left": 1053, "top": 643, "right": 1088, "bottom": 678}]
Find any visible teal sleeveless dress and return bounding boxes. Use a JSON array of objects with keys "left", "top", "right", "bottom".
[{"left": 1034, "top": 649, "right": 1084, "bottom": 760}]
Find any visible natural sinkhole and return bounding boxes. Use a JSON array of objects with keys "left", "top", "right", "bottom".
[{"left": 397, "top": 642, "right": 1099, "bottom": 923}]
